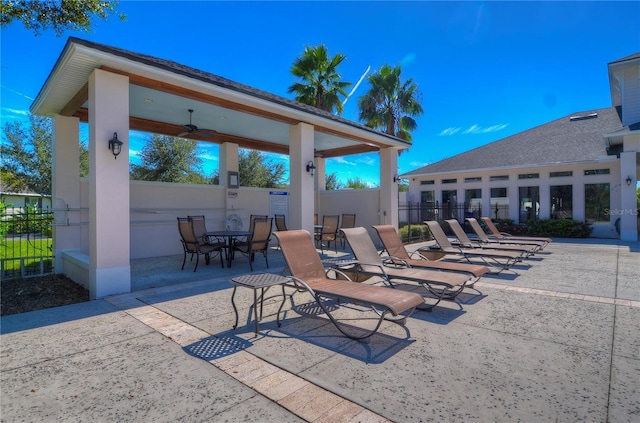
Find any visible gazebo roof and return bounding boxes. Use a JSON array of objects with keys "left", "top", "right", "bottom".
[{"left": 31, "top": 37, "right": 410, "bottom": 158}]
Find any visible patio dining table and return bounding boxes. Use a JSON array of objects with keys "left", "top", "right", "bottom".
[{"left": 206, "top": 230, "right": 253, "bottom": 268}]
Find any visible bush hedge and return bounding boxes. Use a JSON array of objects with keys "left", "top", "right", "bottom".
[{"left": 492, "top": 218, "right": 592, "bottom": 238}]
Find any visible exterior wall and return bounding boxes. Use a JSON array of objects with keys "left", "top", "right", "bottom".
[
  {"left": 317, "top": 188, "right": 383, "bottom": 246},
  {"left": 407, "top": 159, "right": 622, "bottom": 238},
  {"left": 75, "top": 180, "right": 384, "bottom": 258},
  {"left": 621, "top": 63, "right": 640, "bottom": 127},
  {"left": 0, "top": 193, "right": 52, "bottom": 210}
]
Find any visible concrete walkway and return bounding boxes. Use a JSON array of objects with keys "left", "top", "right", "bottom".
[{"left": 1, "top": 238, "right": 639, "bottom": 422}]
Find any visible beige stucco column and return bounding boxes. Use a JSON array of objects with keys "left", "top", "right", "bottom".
[
  {"left": 619, "top": 150, "right": 638, "bottom": 241},
  {"left": 219, "top": 142, "right": 239, "bottom": 211},
  {"left": 289, "top": 122, "right": 315, "bottom": 233},
  {"left": 87, "top": 69, "right": 130, "bottom": 299},
  {"left": 52, "top": 115, "right": 81, "bottom": 272},
  {"left": 379, "top": 147, "right": 399, "bottom": 227}
]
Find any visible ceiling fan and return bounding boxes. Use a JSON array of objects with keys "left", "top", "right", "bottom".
[{"left": 177, "top": 109, "right": 217, "bottom": 138}]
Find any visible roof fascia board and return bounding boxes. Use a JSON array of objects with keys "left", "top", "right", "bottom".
[
  {"left": 128, "top": 64, "right": 407, "bottom": 149},
  {"left": 402, "top": 157, "right": 619, "bottom": 178},
  {"left": 38, "top": 40, "right": 408, "bottom": 150},
  {"left": 30, "top": 40, "right": 79, "bottom": 114}
]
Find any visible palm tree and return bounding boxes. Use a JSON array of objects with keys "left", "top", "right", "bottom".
[
  {"left": 288, "top": 44, "right": 352, "bottom": 115},
  {"left": 357, "top": 64, "right": 423, "bottom": 142}
]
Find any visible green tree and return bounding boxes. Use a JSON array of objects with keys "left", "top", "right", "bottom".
[
  {"left": 238, "top": 149, "right": 286, "bottom": 188},
  {"left": 357, "top": 64, "right": 423, "bottom": 142},
  {"left": 398, "top": 181, "right": 409, "bottom": 192},
  {"left": 325, "top": 172, "right": 343, "bottom": 190},
  {"left": 1, "top": 116, "right": 53, "bottom": 194},
  {"left": 1, "top": 0, "right": 125, "bottom": 36},
  {"left": 1, "top": 115, "right": 88, "bottom": 194},
  {"left": 288, "top": 44, "right": 352, "bottom": 115},
  {"left": 130, "top": 134, "right": 207, "bottom": 184},
  {"left": 345, "top": 177, "right": 369, "bottom": 189}
]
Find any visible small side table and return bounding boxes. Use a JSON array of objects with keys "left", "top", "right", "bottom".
[{"left": 230, "top": 273, "right": 290, "bottom": 335}]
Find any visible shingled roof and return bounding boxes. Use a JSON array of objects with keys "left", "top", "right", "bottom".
[{"left": 403, "top": 106, "right": 624, "bottom": 177}]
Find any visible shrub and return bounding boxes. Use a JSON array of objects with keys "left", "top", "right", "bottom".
[
  {"left": 492, "top": 218, "right": 591, "bottom": 238},
  {"left": 398, "top": 224, "right": 430, "bottom": 242},
  {"left": 525, "top": 219, "right": 592, "bottom": 238}
]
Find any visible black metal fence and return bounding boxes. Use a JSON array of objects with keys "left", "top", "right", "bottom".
[{"left": 1, "top": 206, "right": 54, "bottom": 280}]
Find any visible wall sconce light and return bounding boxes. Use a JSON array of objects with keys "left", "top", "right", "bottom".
[
  {"left": 626, "top": 176, "right": 633, "bottom": 186},
  {"left": 306, "top": 160, "right": 316, "bottom": 176},
  {"left": 108, "top": 132, "right": 123, "bottom": 159},
  {"left": 393, "top": 174, "right": 400, "bottom": 183}
]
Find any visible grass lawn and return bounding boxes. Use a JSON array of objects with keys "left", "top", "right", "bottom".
[{"left": 1, "top": 238, "right": 53, "bottom": 271}]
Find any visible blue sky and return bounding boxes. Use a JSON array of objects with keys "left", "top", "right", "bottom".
[{"left": 2, "top": 1, "right": 639, "bottom": 186}]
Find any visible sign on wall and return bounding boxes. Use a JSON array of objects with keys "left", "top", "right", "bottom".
[{"left": 269, "top": 191, "right": 289, "bottom": 222}]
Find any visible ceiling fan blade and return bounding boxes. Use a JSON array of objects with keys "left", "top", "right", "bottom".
[{"left": 177, "top": 131, "right": 188, "bottom": 137}]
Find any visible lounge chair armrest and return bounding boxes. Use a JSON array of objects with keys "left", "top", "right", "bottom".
[
  {"left": 288, "top": 276, "right": 317, "bottom": 296},
  {"left": 381, "top": 256, "right": 410, "bottom": 268},
  {"left": 325, "top": 267, "right": 354, "bottom": 282}
]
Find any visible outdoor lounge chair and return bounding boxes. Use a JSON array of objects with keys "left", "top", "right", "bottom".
[
  {"left": 446, "top": 219, "right": 537, "bottom": 257},
  {"left": 177, "top": 217, "right": 225, "bottom": 271},
  {"left": 340, "top": 227, "right": 473, "bottom": 310},
  {"left": 275, "top": 230, "right": 424, "bottom": 339},
  {"left": 466, "top": 218, "right": 545, "bottom": 252},
  {"left": 372, "top": 225, "right": 489, "bottom": 287},
  {"left": 424, "top": 221, "right": 523, "bottom": 273},
  {"left": 233, "top": 217, "right": 273, "bottom": 271},
  {"left": 481, "top": 217, "right": 552, "bottom": 248}
]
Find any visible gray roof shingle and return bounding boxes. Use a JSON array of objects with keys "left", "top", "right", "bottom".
[{"left": 403, "top": 107, "right": 624, "bottom": 176}]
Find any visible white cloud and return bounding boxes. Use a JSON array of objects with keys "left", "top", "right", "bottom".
[
  {"left": 462, "top": 123, "right": 508, "bottom": 134},
  {"left": 329, "top": 157, "right": 357, "bottom": 166},
  {"left": 1, "top": 107, "right": 30, "bottom": 118},
  {"left": 440, "top": 123, "right": 508, "bottom": 136},
  {"left": 438, "top": 127, "right": 461, "bottom": 136},
  {"left": 409, "top": 160, "right": 430, "bottom": 168},
  {"left": 356, "top": 156, "right": 376, "bottom": 166}
]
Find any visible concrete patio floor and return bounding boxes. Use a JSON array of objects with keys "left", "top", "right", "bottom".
[{"left": 1, "top": 237, "right": 639, "bottom": 422}]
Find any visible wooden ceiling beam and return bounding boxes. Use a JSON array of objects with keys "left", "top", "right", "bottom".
[
  {"left": 99, "top": 66, "right": 393, "bottom": 150},
  {"left": 60, "top": 83, "right": 88, "bottom": 116}
]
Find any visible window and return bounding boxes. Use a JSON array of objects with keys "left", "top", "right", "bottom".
[
  {"left": 518, "top": 173, "right": 539, "bottom": 179},
  {"left": 550, "top": 171, "right": 573, "bottom": 178},
  {"left": 584, "top": 169, "right": 610, "bottom": 176},
  {"left": 519, "top": 186, "right": 539, "bottom": 223},
  {"left": 441, "top": 190, "right": 458, "bottom": 219},
  {"left": 420, "top": 191, "right": 435, "bottom": 203},
  {"left": 490, "top": 188, "right": 508, "bottom": 220},
  {"left": 420, "top": 180, "right": 435, "bottom": 185},
  {"left": 465, "top": 189, "right": 482, "bottom": 216},
  {"left": 464, "top": 176, "right": 482, "bottom": 183},
  {"left": 420, "top": 191, "right": 437, "bottom": 221},
  {"left": 585, "top": 183, "right": 610, "bottom": 223},
  {"left": 550, "top": 185, "right": 572, "bottom": 219},
  {"left": 490, "top": 175, "right": 509, "bottom": 181},
  {"left": 442, "top": 178, "right": 457, "bottom": 184}
]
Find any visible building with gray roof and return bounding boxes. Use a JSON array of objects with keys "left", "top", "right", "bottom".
[{"left": 402, "top": 53, "right": 639, "bottom": 241}]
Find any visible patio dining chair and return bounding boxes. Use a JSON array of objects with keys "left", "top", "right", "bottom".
[
  {"left": 188, "top": 215, "right": 225, "bottom": 248},
  {"left": 315, "top": 214, "right": 340, "bottom": 254},
  {"left": 338, "top": 213, "right": 356, "bottom": 249},
  {"left": 177, "top": 217, "right": 225, "bottom": 271},
  {"left": 233, "top": 217, "right": 273, "bottom": 271},
  {"left": 274, "top": 214, "right": 288, "bottom": 231}
]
